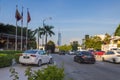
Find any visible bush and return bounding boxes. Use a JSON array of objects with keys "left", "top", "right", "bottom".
[
  {"left": 0, "top": 54, "right": 13, "bottom": 68},
  {"left": 13, "top": 53, "right": 22, "bottom": 63},
  {"left": 25, "top": 65, "right": 64, "bottom": 80},
  {"left": 10, "top": 65, "right": 65, "bottom": 80},
  {"left": 0, "top": 50, "right": 22, "bottom": 54},
  {"left": 0, "top": 50, "right": 22, "bottom": 68}
]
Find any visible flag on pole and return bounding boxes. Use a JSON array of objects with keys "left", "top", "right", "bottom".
[
  {"left": 21, "top": 7, "right": 23, "bottom": 23},
  {"left": 15, "top": 5, "right": 21, "bottom": 51},
  {"left": 15, "top": 7, "right": 22, "bottom": 21},
  {"left": 27, "top": 9, "right": 31, "bottom": 23},
  {"left": 21, "top": 6, "right": 24, "bottom": 51}
]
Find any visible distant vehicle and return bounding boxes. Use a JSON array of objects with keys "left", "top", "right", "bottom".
[
  {"left": 110, "top": 48, "right": 120, "bottom": 51},
  {"left": 88, "top": 50, "right": 95, "bottom": 55},
  {"left": 94, "top": 50, "right": 105, "bottom": 56},
  {"left": 68, "top": 51, "right": 76, "bottom": 55},
  {"left": 59, "top": 51, "right": 65, "bottom": 55},
  {"left": 74, "top": 51, "right": 96, "bottom": 64},
  {"left": 19, "top": 50, "right": 53, "bottom": 66},
  {"left": 102, "top": 50, "right": 120, "bottom": 63}
]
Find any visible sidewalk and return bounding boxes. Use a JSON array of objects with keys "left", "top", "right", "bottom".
[{"left": 0, "top": 64, "right": 48, "bottom": 80}]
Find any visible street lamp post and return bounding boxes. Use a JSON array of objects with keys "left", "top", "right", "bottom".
[
  {"left": 42, "top": 17, "right": 52, "bottom": 47},
  {"left": 43, "top": 17, "right": 52, "bottom": 27}
]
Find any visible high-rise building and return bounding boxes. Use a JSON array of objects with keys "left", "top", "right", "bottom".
[{"left": 57, "top": 32, "right": 61, "bottom": 46}]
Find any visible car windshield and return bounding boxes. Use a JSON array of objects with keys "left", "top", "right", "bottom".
[
  {"left": 81, "top": 51, "right": 92, "bottom": 56},
  {"left": 24, "top": 50, "right": 37, "bottom": 54}
]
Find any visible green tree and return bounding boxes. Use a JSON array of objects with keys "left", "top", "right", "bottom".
[
  {"left": 71, "top": 41, "right": 78, "bottom": 51},
  {"left": 114, "top": 24, "right": 120, "bottom": 36},
  {"left": 85, "top": 36, "right": 102, "bottom": 50},
  {"left": 0, "top": 23, "right": 37, "bottom": 50},
  {"left": 34, "top": 27, "right": 43, "bottom": 48},
  {"left": 58, "top": 45, "right": 72, "bottom": 52},
  {"left": 42, "top": 25, "right": 55, "bottom": 49},
  {"left": 0, "top": 23, "right": 15, "bottom": 34},
  {"left": 45, "top": 40, "right": 55, "bottom": 53},
  {"left": 103, "top": 33, "right": 111, "bottom": 44},
  {"left": 27, "top": 29, "right": 37, "bottom": 49}
]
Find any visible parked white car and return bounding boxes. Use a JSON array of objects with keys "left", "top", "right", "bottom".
[
  {"left": 102, "top": 50, "right": 120, "bottom": 63},
  {"left": 19, "top": 49, "right": 53, "bottom": 66},
  {"left": 68, "top": 51, "right": 75, "bottom": 55}
]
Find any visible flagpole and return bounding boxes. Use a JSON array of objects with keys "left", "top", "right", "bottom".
[
  {"left": 21, "top": 6, "right": 23, "bottom": 51},
  {"left": 38, "top": 28, "right": 39, "bottom": 49},
  {"left": 26, "top": 22, "right": 28, "bottom": 50},
  {"left": 26, "top": 8, "right": 31, "bottom": 50},
  {"left": 15, "top": 5, "right": 22, "bottom": 51},
  {"left": 15, "top": 5, "right": 18, "bottom": 51},
  {"left": 15, "top": 19, "right": 17, "bottom": 51},
  {"left": 26, "top": 8, "right": 28, "bottom": 50}
]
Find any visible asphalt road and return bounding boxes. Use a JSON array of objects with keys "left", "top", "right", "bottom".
[
  {"left": 53, "top": 54, "right": 120, "bottom": 80},
  {"left": 0, "top": 54, "right": 120, "bottom": 80}
]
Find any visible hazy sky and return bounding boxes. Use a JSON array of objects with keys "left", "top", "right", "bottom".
[{"left": 0, "top": 0, "right": 120, "bottom": 45}]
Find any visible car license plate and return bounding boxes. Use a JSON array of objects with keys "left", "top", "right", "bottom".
[{"left": 23, "top": 56, "right": 29, "bottom": 59}]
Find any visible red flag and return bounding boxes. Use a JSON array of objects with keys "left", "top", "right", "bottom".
[
  {"left": 15, "top": 9, "right": 22, "bottom": 21},
  {"left": 27, "top": 10, "right": 31, "bottom": 23},
  {"left": 21, "top": 9, "right": 23, "bottom": 23}
]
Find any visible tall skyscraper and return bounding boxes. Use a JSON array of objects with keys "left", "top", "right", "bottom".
[{"left": 57, "top": 32, "right": 61, "bottom": 46}]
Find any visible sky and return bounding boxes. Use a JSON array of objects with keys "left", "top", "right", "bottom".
[{"left": 0, "top": 0, "right": 120, "bottom": 45}]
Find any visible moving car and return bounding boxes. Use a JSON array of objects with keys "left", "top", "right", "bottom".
[
  {"left": 74, "top": 51, "right": 96, "bottom": 64},
  {"left": 102, "top": 50, "right": 120, "bottom": 63},
  {"left": 19, "top": 49, "right": 53, "bottom": 66}
]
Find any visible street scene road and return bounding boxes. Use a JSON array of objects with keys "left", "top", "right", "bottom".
[
  {"left": 1, "top": 1, "right": 120, "bottom": 80},
  {"left": 53, "top": 54, "right": 120, "bottom": 80},
  {"left": 0, "top": 54, "right": 120, "bottom": 80}
]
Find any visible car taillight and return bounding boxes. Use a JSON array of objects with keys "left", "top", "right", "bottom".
[{"left": 30, "top": 55, "right": 36, "bottom": 57}]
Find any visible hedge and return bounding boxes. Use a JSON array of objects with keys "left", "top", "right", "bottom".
[
  {"left": 0, "top": 50, "right": 23, "bottom": 68},
  {"left": 0, "top": 54, "right": 13, "bottom": 68}
]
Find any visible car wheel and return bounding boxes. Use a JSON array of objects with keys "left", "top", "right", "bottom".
[
  {"left": 78, "top": 59, "right": 82, "bottom": 63},
  {"left": 74, "top": 57, "right": 76, "bottom": 62},
  {"left": 113, "top": 59, "right": 116, "bottom": 63},
  {"left": 49, "top": 58, "right": 54, "bottom": 64},
  {"left": 74, "top": 59, "right": 76, "bottom": 62},
  {"left": 91, "top": 61, "right": 95, "bottom": 64},
  {"left": 74, "top": 58, "right": 76, "bottom": 62},
  {"left": 38, "top": 60, "right": 42, "bottom": 67},
  {"left": 21, "top": 63, "right": 25, "bottom": 66},
  {"left": 102, "top": 58, "right": 105, "bottom": 62}
]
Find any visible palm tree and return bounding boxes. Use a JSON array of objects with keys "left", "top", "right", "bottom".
[
  {"left": 27, "top": 29, "right": 37, "bottom": 49},
  {"left": 42, "top": 25, "right": 55, "bottom": 47},
  {"left": 34, "top": 27, "right": 44, "bottom": 49}
]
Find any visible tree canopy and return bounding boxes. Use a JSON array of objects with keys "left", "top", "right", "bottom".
[
  {"left": 0, "top": 23, "right": 37, "bottom": 49},
  {"left": 114, "top": 24, "right": 120, "bottom": 36}
]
